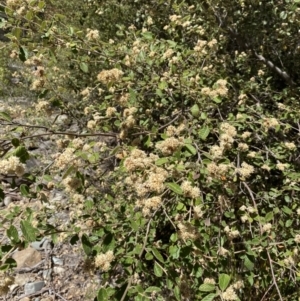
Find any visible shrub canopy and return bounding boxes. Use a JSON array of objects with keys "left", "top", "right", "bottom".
[{"left": 1, "top": 0, "right": 300, "bottom": 300}]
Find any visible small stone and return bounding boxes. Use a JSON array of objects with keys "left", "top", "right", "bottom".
[
  {"left": 43, "top": 269, "right": 52, "bottom": 280},
  {"left": 53, "top": 266, "right": 65, "bottom": 274},
  {"left": 12, "top": 247, "right": 42, "bottom": 269},
  {"left": 52, "top": 257, "right": 63, "bottom": 265},
  {"left": 30, "top": 238, "right": 51, "bottom": 251},
  {"left": 24, "top": 281, "right": 45, "bottom": 294},
  {"left": 4, "top": 196, "right": 12, "bottom": 206}
]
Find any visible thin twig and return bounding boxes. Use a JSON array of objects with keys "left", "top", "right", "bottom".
[
  {"left": 267, "top": 251, "right": 283, "bottom": 301},
  {"left": 260, "top": 283, "right": 275, "bottom": 301}
]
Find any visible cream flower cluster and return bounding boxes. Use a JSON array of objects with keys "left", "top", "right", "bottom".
[
  {"left": 262, "top": 117, "right": 279, "bottom": 129},
  {"left": 210, "top": 122, "right": 237, "bottom": 160},
  {"left": 0, "top": 156, "right": 25, "bottom": 177},
  {"left": 94, "top": 250, "right": 115, "bottom": 271},
  {"left": 53, "top": 148, "right": 78, "bottom": 170},
  {"left": 178, "top": 222, "right": 199, "bottom": 241},
  {"left": 86, "top": 29, "right": 99, "bottom": 41},
  {"left": 224, "top": 226, "right": 240, "bottom": 239},
  {"left": 165, "top": 124, "right": 185, "bottom": 137},
  {"left": 236, "top": 162, "right": 255, "bottom": 180},
  {"left": 124, "top": 149, "right": 169, "bottom": 215},
  {"left": 97, "top": 68, "right": 123, "bottom": 85},
  {"left": 201, "top": 79, "right": 228, "bottom": 99},
  {"left": 35, "top": 100, "right": 52, "bottom": 115},
  {"left": 181, "top": 181, "right": 201, "bottom": 199},
  {"left": 62, "top": 176, "right": 81, "bottom": 192},
  {"left": 221, "top": 285, "right": 238, "bottom": 300},
  {"left": 155, "top": 137, "right": 184, "bottom": 155},
  {"left": 207, "top": 162, "right": 232, "bottom": 180},
  {"left": 138, "top": 196, "right": 162, "bottom": 216}
]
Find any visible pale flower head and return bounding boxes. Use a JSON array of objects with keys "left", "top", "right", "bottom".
[
  {"left": 86, "top": 29, "right": 99, "bottom": 41},
  {"left": 284, "top": 142, "right": 296, "bottom": 150},
  {"left": 262, "top": 117, "right": 279, "bottom": 129},
  {"left": 210, "top": 145, "right": 223, "bottom": 159},
  {"left": 97, "top": 68, "right": 123, "bottom": 85},
  {"left": 237, "top": 162, "right": 254, "bottom": 179},
  {"left": 94, "top": 250, "right": 115, "bottom": 271},
  {"left": 276, "top": 162, "right": 288, "bottom": 171},
  {"left": 221, "top": 285, "right": 238, "bottom": 300},
  {"left": 204, "top": 278, "right": 216, "bottom": 285},
  {"left": 262, "top": 223, "right": 272, "bottom": 233},
  {"left": 220, "top": 122, "right": 237, "bottom": 137},
  {"left": 181, "top": 181, "right": 200, "bottom": 199},
  {"left": 295, "top": 234, "right": 300, "bottom": 244}
]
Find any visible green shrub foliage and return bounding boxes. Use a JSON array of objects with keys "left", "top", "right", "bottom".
[{"left": 1, "top": 0, "right": 300, "bottom": 300}]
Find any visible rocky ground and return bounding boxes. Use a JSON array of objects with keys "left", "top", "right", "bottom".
[{"left": 0, "top": 96, "right": 101, "bottom": 301}]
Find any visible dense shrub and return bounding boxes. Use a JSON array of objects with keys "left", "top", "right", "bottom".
[{"left": 1, "top": 0, "right": 300, "bottom": 300}]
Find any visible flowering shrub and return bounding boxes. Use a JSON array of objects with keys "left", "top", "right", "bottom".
[{"left": 1, "top": 0, "right": 300, "bottom": 300}]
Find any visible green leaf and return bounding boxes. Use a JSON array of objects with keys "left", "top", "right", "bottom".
[
  {"left": 154, "top": 262, "right": 163, "bottom": 277},
  {"left": 201, "top": 293, "right": 216, "bottom": 301},
  {"left": 185, "top": 144, "right": 197, "bottom": 155},
  {"left": 38, "top": 1, "right": 45, "bottom": 9},
  {"left": 174, "top": 285, "right": 181, "bottom": 301},
  {"left": 142, "top": 32, "right": 153, "bottom": 40},
  {"left": 212, "top": 96, "right": 222, "bottom": 103},
  {"left": 285, "top": 219, "right": 293, "bottom": 227},
  {"left": 19, "top": 45, "right": 28, "bottom": 61},
  {"left": 0, "top": 111, "right": 11, "bottom": 121},
  {"left": 1, "top": 258, "right": 17, "bottom": 271},
  {"left": 80, "top": 62, "right": 89, "bottom": 73},
  {"left": 11, "top": 138, "right": 20, "bottom": 147},
  {"left": 191, "top": 104, "right": 200, "bottom": 117},
  {"left": 13, "top": 146, "right": 30, "bottom": 163},
  {"left": 7, "top": 225, "right": 19, "bottom": 244},
  {"left": 165, "top": 182, "right": 183, "bottom": 195},
  {"left": 265, "top": 211, "right": 273, "bottom": 222},
  {"left": 199, "top": 284, "right": 216, "bottom": 292},
  {"left": 20, "top": 184, "right": 30, "bottom": 197},
  {"left": 155, "top": 158, "right": 169, "bottom": 166},
  {"left": 218, "top": 274, "right": 231, "bottom": 291},
  {"left": 176, "top": 202, "right": 185, "bottom": 211},
  {"left": 282, "top": 206, "right": 293, "bottom": 215},
  {"left": 102, "top": 232, "right": 115, "bottom": 251},
  {"left": 156, "top": 89, "right": 164, "bottom": 97},
  {"left": 145, "top": 252, "right": 153, "bottom": 260},
  {"left": 169, "top": 245, "right": 180, "bottom": 258},
  {"left": 247, "top": 273, "right": 254, "bottom": 285},
  {"left": 70, "top": 234, "right": 79, "bottom": 245},
  {"left": 158, "top": 81, "right": 168, "bottom": 90},
  {"left": 20, "top": 220, "right": 37, "bottom": 242},
  {"left": 97, "top": 288, "right": 108, "bottom": 301},
  {"left": 244, "top": 255, "right": 254, "bottom": 271},
  {"left": 198, "top": 126, "right": 210, "bottom": 140},
  {"left": 145, "top": 286, "right": 162, "bottom": 293},
  {"left": 81, "top": 234, "right": 93, "bottom": 255},
  {"left": 151, "top": 247, "right": 164, "bottom": 263}
]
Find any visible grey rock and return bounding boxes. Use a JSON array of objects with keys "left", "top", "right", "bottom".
[
  {"left": 53, "top": 266, "right": 65, "bottom": 274},
  {"left": 52, "top": 256, "right": 63, "bottom": 265},
  {"left": 24, "top": 281, "right": 45, "bottom": 294},
  {"left": 30, "top": 237, "right": 51, "bottom": 251},
  {"left": 42, "top": 269, "right": 52, "bottom": 280},
  {"left": 3, "top": 196, "right": 12, "bottom": 206}
]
